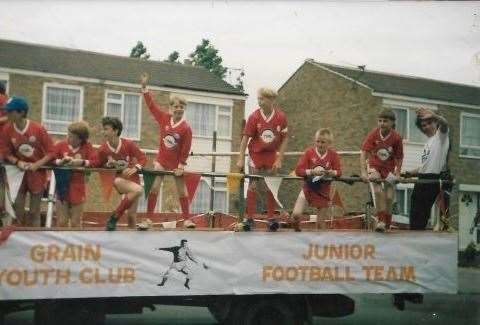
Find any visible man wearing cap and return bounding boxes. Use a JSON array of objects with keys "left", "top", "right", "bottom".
[
  {"left": 393, "top": 107, "right": 449, "bottom": 311},
  {"left": 3, "top": 96, "right": 55, "bottom": 227}
]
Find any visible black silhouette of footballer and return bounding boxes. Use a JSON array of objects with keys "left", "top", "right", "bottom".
[{"left": 156, "top": 239, "right": 209, "bottom": 289}]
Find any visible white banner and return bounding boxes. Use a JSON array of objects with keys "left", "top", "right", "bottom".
[{"left": 0, "top": 231, "right": 457, "bottom": 300}]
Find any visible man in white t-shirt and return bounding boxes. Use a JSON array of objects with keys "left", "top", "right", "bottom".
[
  {"left": 393, "top": 108, "right": 449, "bottom": 311},
  {"left": 408, "top": 108, "right": 449, "bottom": 230}
]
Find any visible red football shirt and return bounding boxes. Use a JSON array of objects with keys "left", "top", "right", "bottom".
[
  {"left": 244, "top": 108, "right": 288, "bottom": 154},
  {"left": 143, "top": 91, "right": 192, "bottom": 170},
  {"left": 54, "top": 140, "right": 97, "bottom": 204},
  {"left": 3, "top": 120, "right": 55, "bottom": 162},
  {"left": 361, "top": 127, "right": 403, "bottom": 172},
  {"left": 93, "top": 138, "right": 146, "bottom": 170},
  {"left": 295, "top": 147, "right": 342, "bottom": 204}
]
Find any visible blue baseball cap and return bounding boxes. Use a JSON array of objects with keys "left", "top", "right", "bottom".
[{"left": 5, "top": 96, "right": 29, "bottom": 113}]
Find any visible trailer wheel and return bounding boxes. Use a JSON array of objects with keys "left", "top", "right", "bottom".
[
  {"left": 35, "top": 302, "right": 105, "bottom": 325},
  {"left": 233, "top": 298, "right": 303, "bottom": 325},
  {"left": 208, "top": 298, "right": 233, "bottom": 323}
]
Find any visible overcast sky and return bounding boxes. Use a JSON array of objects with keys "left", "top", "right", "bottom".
[{"left": 1, "top": 1, "right": 479, "bottom": 111}]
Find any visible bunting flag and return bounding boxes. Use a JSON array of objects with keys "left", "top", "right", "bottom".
[
  {"left": 53, "top": 169, "right": 72, "bottom": 201},
  {"left": 263, "top": 176, "right": 284, "bottom": 208},
  {"left": 226, "top": 172, "right": 243, "bottom": 193},
  {"left": 4, "top": 165, "right": 25, "bottom": 219},
  {"left": 331, "top": 189, "right": 345, "bottom": 209},
  {"left": 0, "top": 225, "right": 15, "bottom": 245},
  {"left": 183, "top": 172, "right": 202, "bottom": 203},
  {"left": 98, "top": 170, "right": 116, "bottom": 201},
  {"left": 142, "top": 171, "right": 156, "bottom": 197}
]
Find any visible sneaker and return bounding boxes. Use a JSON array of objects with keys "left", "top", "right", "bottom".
[
  {"left": 268, "top": 219, "right": 280, "bottom": 232},
  {"left": 184, "top": 219, "right": 196, "bottom": 229},
  {"left": 375, "top": 221, "right": 386, "bottom": 233},
  {"left": 137, "top": 218, "right": 152, "bottom": 231},
  {"left": 106, "top": 214, "right": 118, "bottom": 231},
  {"left": 292, "top": 219, "right": 301, "bottom": 232},
  {"left": 235, "top": 218, "right": 254, "bottom": 232}
]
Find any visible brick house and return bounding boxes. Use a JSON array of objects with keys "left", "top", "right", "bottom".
[
  {"left": 276, "top": 59, "right": 480, "bottom": 250},
  {"left": 0, "top": 39, "right": 246, "bottom": 215}
]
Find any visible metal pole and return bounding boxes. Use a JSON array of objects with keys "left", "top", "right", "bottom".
[{"left": 209, "top": 131, "right": 217, "bottom": 213}]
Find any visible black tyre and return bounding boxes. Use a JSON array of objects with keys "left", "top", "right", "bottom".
[
  {"left": 232, "top": 298, "right": 303, "bottom": 325},
  {"left": 208, "top": 298, "right": 233, "bottom": 323}
]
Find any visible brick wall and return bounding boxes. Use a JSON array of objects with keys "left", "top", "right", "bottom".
[
  {"left": 8, "top": 73, "right": 245, "bottom": 213},
  {"left": 276, "top": 62, "right": 386, "bottom": 214}
]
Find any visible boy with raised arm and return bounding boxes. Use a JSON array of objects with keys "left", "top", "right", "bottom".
[{"left": 140, "top": 73, "right": 195, "bottom": 228}]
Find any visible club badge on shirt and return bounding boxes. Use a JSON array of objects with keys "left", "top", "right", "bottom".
[{"left": 260, "top": 129, "right": 275, "bottom": 144}]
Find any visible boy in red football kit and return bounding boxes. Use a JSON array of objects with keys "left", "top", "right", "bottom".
[
  {"left": 140, "top": 73, "right": 195, "bottom": 228},
  {"left": 54, "top": 121, "right": 96, "bottom": 228},
  {"left": 93, "top": 117, "right": 146, "bottom": 231},
  {"left": 292, "top": 129, "right": 341, "bottom": 231},
  {"left": 3, "top": 97, "right": 55, "bottom": 227},
  {"left": 360, "top": 109, "right": 403, "bottom": 232},
  {"left": 236, "top": 87, "right": 288, "bottom": 231}
]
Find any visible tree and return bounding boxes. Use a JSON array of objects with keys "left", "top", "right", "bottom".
[
  {"left": 234, "top": 69, "right": 245, "bottom": 92},
  {"left": 130, "top": 41, "right": 150, "bottom": 60},
  {"left": 166, "top": 51, "right": 180, "bottom": 63},
  {"left": 189, "top": 39, "right": 227, "bottom": 79}
]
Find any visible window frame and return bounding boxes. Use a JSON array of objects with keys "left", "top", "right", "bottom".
[
  {"left": 459, "top": 112, "right": 480, "bottom": 160},
  {"left": 42, "top": 82, "right": 84, "bottom": 135},
  {"left": 383, "top": 99, "right": 436, "bottom": 145},
  {"left": 186, "top": 101, "right": 233, "bottom": 140},
  {"left": 394, "top": 184, "right": 414, "bottom": 218},
  {"left": 104, "top": 90, "right": 142, "bottom": 141},
  {"left": 190, "top": 178, "right": 229, "bottom": 213}
]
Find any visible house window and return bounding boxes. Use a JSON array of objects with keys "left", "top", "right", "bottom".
[
  {"left": 105, "top": 91, "right": 141, "bottom": 140},
  {"left": 190, "top": 179, "right": 228, "bottom": 213},
  {"left": 389, "top": 106, "right": 427, "bottom": 143},
  {"left": 394, "top": 187, "right": 413, "bottom": 217},
  {"left": 42, "top": 84, "right": 83, "bottom": 134},
  {"left": 460, "top": 113, "right": 480, "bottom": 158},
  {"left": 186, "top": 102, "right": 232, "bottom": 139}
]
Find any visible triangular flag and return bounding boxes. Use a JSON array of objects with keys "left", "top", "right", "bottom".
[
  {"left": 53, "top": 168, "right": 72, "bottom": 201},
  {"left": 4, "top": 165, "right": 25, "bottom": 219},
  {"left": 98, "top": 170, "right": 116, "bottom": 201},
  {"left": 331, "top": 189, "right": 344, "bottom": 209},
  {"left": 142, "top": 171, "right": 156, "bottom": 197},
  {"left": 184, "top": 172, "right": 202, "bottom": 203},
  {"left": 227, "top": 172, "right": 243, "bottom": 193},
  {"left": 263, "top": 176, "right": 284, "bottom": 208}
]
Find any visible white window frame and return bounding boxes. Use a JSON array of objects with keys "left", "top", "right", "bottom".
[
  {"left": 213, "top": 179, "right": 229, "bottom": 213},
  {"left": 0, "top": 71, "right": 9, "bottom": 93},
  {"left": 104, "top": 90, "right": 142, "bottom": 141},
  {"left": 42, "top": 83, "right": 84, "bottom": 135},
  {"left": 383, "top": 99, "right": 436, "bottom": 145},
  {"left": 187, "top": 101, "right": 233, "bottom": 140},
  {"left": 191, "top": 178, "right": 229, "bottom": 213},
  {"left": 394, "top": 184, "right": 414, "bottom": 217},
  {"left": 459, "top": 112, "right": 480, "bottom": 160}
]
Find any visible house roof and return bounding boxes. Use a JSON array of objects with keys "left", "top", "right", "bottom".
[
  {"left": 309, "top": 60, "right": 480, "bottom": 107},
  {"left": 0, "top": 39, "right": 245, "bottom": 96}
]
